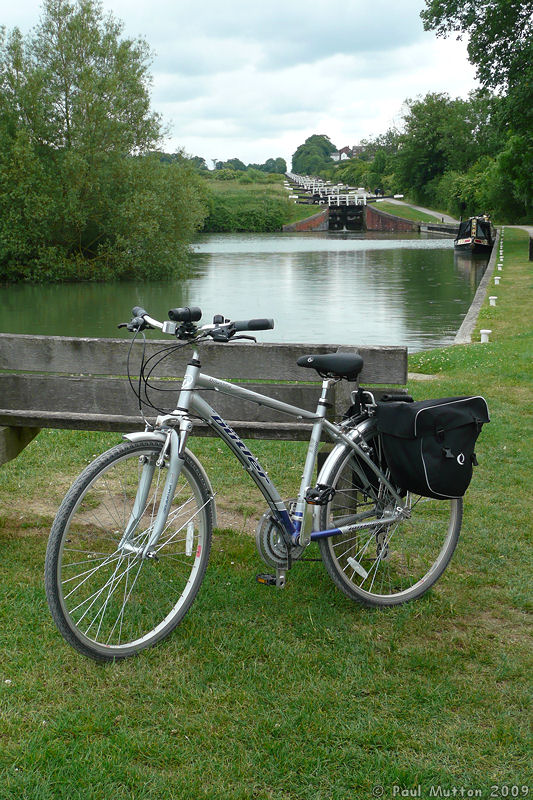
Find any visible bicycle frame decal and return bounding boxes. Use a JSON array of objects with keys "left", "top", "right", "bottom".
[
  {"left": 189, "top": 392, "right": 296, "bottom": 535},
  {"left": 207, "top": 411, "right": 294, "bottom": 532},
  {"left": 210, "top": 413, "right": 269, "bottom": 479}
]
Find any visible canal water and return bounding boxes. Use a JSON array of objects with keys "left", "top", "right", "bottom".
[{"left": 1, "top": 232, "right": 487, "bottom": 351}]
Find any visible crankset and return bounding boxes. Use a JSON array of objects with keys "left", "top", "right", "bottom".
[{"left": 255, "top": 506, "right": 305, "bottom": 569}]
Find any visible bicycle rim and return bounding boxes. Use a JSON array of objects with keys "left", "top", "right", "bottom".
[
  {"left": 319, "top": 444, "right": 462, "bottom": 606},
  {"left": 45, "top": 440, "right": 213, "bottom": 660}
]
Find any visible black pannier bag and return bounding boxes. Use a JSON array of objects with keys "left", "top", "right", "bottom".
[{"left": 376, "top": 396, "right": 490, "bottom": 499}]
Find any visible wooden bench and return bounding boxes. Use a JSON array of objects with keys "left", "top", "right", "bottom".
[{"left": 0, "top": 333, "right": 407, "bottom": 465}]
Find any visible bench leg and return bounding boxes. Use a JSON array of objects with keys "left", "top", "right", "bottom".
[{"left": 0, "top": 427, "right": 41, "bottom": 466}]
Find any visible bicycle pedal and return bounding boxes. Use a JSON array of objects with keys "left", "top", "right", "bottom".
[{"left": 256, "top": 573, "right": 277, "bottom": 587}]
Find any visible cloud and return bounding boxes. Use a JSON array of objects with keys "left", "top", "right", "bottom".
[{"left": 3, "top": 0, "right": 478, "bottom": 164}]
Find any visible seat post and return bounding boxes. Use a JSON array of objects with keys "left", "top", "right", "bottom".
[{"left": 292, "top": 378, "right": 336, "bottom": 547}]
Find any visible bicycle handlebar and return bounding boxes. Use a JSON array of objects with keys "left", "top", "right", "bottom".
[
  {"left": 123, "top": 306, "right": 274, "bottom": 339},
  {"left": 232, "top": 318, "right": 274, "bottom": 332}
]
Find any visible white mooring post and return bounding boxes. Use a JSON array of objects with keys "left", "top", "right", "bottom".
[
  {"left": 494, "top": 276, "right": 501, "bottom": 285},
  {"left": 480, "top": 329, "right": 492, "bottom": 343},
  {"left": 489, "top": 296, "right": 497, "bottom": 306}
]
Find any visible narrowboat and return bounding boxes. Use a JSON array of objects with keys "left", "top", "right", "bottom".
[{"left": 454, "top": 216, "right": 494, "bottom": 253}]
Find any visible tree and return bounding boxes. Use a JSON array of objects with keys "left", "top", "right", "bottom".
[
  {"left": 421, "top": 1, "right": 532, "bottom": 133},
  {"left": 394, "top": 92, "right": 503, "bottom": 203},
  {"left": 395, "top": 93, "right": 457, "bottom": 201},
  {"left": 224, "top": 158, "right": 247, "bottom": 171},
  {"left": 292, "top": 135, "right": 336, "bottom": 175},
  {"left": 421, "top": 1, "right": 531, "bottom": 92},
  {"left": 421, "top": 0, "right": 532, "bottom": 218},
  {"left": 0, "top": 0, "right": 206, "bottom": 281},
  {"left": 245, "top": 157, "right": 287, "bottom": 174}
]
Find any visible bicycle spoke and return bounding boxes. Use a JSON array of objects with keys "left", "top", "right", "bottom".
[
  {"left": 319, "top": 443, "right": 462, "bottom": 606},
  {"left": 46, "top": 441, "right": 213, "bottom": 660},
  {"left": 62, "top": 550, "right": 123, "bottom": 594}
]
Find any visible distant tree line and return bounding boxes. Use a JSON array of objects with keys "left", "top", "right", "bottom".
[
  {"left": 292, "top": 1, "right": 532, "bottom": 223},
  {"left": 213, "top": 157, "right": 287, "bottom": 174},
  {"left": 158, "top": 153, "right": 287, "bottom": 177}
]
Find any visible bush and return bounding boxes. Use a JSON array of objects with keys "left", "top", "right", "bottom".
[{"left": 202, "top": 188, "right": 291, "bottom": 233}]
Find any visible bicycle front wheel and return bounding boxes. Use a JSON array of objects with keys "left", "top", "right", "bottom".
[
  {"left": 318, "top": 437, "right": 462, "bottom": 607},
  {"left": 45, "top": 439, "right": 213, "bottom": 661}
]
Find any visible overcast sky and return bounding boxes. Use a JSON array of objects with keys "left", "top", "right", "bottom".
[{"left": 2, "top": 0, "right": 478, "bottom": 166}]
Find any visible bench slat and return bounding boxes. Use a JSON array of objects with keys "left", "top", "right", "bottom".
[
  {"left": 1, "top": 374, "right": 325, "bottom": 424},
  {"left": 0, "top": 412, "right": 315, "bottom": 440},
  {"left": 0, "top": 334, "right": 407, "bottom": 385}
]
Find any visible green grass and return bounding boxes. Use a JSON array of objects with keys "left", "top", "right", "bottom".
[
  {"left": 203, "top": 178, "right": 324, "bottom": 228},
  {"left": 373, "top": 201, "right": 442, "bottom": 223},
  {"left": 1, "top": 228, "right": 532, "bottom": 798}
]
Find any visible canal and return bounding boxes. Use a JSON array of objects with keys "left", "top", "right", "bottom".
[{"left": 1, "top": 232, "right": 487, "bottom": 351}]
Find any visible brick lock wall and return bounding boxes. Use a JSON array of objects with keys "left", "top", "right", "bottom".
[
  {"left": 365, "top": 205, "right": 420, "bottom": 232},
  {"left": 282, "top": 209, "right": 329, "bottom": 232}
]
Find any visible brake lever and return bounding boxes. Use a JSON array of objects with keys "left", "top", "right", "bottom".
[
  {"left": 210, "top": 328, "right": 231, "bottom": 342},
  {"left": 117, "top": 316, "right": 152, "bottom": 332},
  {"left": 232, "top": 335, "right": 257, "bottom": 342}
]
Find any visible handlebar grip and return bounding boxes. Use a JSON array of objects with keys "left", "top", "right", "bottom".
[
  {"left": 132, "top": 306, "right": 148, "bottom": 318},
  {"left": 168, "top": 306, "right": 202, "bottom": 323},
  {"left": 232, "top": 318, "right": 274, "bottom": 332}
]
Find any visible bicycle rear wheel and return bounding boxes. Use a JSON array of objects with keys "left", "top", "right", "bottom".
[
  {"left": 45, "top": 439, "right": 213, "bottom": 661},
  {"left": 318, "top": 433, "right": 462, "bottom": 607}
]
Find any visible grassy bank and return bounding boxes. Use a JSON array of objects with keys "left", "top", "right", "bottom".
[
  {"left": 373, "top": 201, "right": 443, "bottom": 223},
  {"left": 202, "top": 179, "right": 313, "bottom": 232},
  {"left": 1, "top": 228, "right": 531, "bottom": 798}
]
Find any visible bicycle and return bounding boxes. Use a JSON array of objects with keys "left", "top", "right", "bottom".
[{"left": 45, "top": 306, "right": 465, "bottom": 662}]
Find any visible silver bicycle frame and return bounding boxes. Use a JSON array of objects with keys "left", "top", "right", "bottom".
[{"left": 124, "top": 347, "right": 405, "bottom": 556}]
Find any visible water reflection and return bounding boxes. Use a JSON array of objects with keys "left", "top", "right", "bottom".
[{"left": 1, "top": 232, "right": 487, "bottom": 351}]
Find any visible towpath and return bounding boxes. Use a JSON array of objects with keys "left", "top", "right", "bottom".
[{"left": 384, "top": 198, "right": 459, "bottom": 224}]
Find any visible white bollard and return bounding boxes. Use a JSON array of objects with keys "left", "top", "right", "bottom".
[
  {"left": 494, "top": 276, "right": 501, "bottom": 284},
  {"left": 489, "top": 296, "right": 497, "bottom": 306},
  {"left": 480, "top": 329, "right": 492, "bottom": 343},
  {"left": 498, "top": 264, "right": 503, "bottom": 270}
]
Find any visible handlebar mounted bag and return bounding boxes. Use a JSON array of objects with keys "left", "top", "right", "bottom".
[{"left": 376, "top": 396, "right": 490, "bottom": 499}]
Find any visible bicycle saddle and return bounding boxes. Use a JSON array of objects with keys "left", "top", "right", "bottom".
[{"left": 296, "top": 353, "right": 364, "bottom": 381}]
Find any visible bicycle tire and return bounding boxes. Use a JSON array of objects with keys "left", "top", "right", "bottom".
[
  {"left": 318, "top": 427, "right": 462, "bottom": 607},
  {"left": 45, "top": 439, "right": 213, "bottom": 661}
]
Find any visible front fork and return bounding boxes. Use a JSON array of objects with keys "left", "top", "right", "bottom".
[{"left": 120, "top": 417, "right": 193, "bottom": 558}]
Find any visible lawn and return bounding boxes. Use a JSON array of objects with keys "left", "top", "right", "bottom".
[
  {"left": 0, "top": 228, "right": 531, "bottom": 799},
  {"left": 373, "top": 201, "right": 443, "bottom": 223}
]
